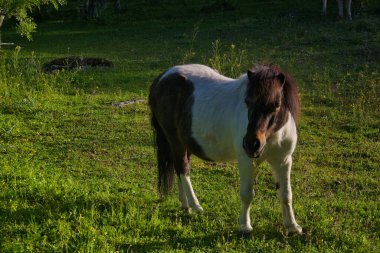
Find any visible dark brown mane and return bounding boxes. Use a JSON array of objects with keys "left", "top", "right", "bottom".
[{"left": 247, "top": 64, "right": 300, "bottom": 122}]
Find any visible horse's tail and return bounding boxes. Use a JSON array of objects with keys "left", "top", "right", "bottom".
[
  {"left": 149, "top": 71, "right": 176, "bottom": 197},
  {"left": 150, "top": 114, "right": 175, "bottom": 197}
]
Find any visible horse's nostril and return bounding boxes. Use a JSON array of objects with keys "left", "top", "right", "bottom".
[
  {"left": 252, "top": 139, "right": 261, "bottom": 152},
  {"left": 243, "top": 137, "right": 261, "bottom": 153}
]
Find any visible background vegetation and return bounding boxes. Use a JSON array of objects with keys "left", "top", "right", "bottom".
[
  {"left": 0, "top": 0, "right": 379, "bottom": 252},
  {"left": 0, "top": 0, "right": 66, "bottom": 40}
]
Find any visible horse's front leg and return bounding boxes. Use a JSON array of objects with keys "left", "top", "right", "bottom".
[
  {"left": 238, "top": 156, "right": 255, "bottom": 233},
  {"left": 270, "top": 156, "right": 302, "bottom": 235}
]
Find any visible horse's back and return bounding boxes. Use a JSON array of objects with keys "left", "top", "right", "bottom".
[
  {"left": 159, "top": 64, "right": 241, "bottom": 114},
  {"left": 160, "top": 64, "right": 234, "bottom": 86}
]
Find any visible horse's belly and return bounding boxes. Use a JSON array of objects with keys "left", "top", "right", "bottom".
[{"left": 192, "top": 130, "right": 237, "bottom": 162}]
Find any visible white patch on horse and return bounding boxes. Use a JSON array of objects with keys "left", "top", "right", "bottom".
[{"left": 162, "top": 64, "right": 248, "bottom": 161}]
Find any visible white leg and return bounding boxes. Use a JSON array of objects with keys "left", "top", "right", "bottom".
[
  {"left": 179, "top": 174, "right": 203, "bottom": 212},
  {"left": 270, "top": 156, "right": 302, "bottom": 235},
  {"left": 178, "top": 177, "right": 189, "bottom": 210},
  {"left": 337, "top": 0, "right": 344, "bottom": 18},
  {"left": 346, "top": 0, "right": 352, "bottom": 20},
  {"left": 322, "top": 0, "right": 327, "bottom": 16},
  {"left": 238, "top": 156, "right": 255, "bottom": 233}
]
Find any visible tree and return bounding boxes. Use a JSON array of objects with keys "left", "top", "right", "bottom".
[
  {"left": 80, "top": 0, "right": 121, "bottom": 20},
  {"left": 0, "top": 0, "right": 66, "bottom": 40}
]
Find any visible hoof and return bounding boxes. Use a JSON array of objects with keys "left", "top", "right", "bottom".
[
  {"left": 191, "top": 205, "right": 204, "bottom": 213},
  {"left": 239, "top": 225, "right": 253, "bottom": 234},
  {"left": 286, "top": 224, "right": 303, "bottom": 236}
]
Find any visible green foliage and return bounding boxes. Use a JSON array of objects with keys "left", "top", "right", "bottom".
[
  {"left": 208, "top": 39, "right": 247, "bottom": 78},
  {"left": 0, "top": 0, "right": 66, "bottom": 40}
]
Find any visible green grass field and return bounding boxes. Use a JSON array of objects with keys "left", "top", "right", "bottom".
[{"left": 0, "top": 0, "right": 379, "bottom": 252}]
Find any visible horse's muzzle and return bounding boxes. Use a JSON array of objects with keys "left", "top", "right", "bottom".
[{"left": 243, "top": 137, "right": 265, "bottom": 158}]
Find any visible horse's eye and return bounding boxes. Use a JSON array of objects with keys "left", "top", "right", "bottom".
[
  {"left": 274, "top": 101, "right": 281, "bottom": 111},
  {"left": 268, "top": 103, "right": 280, "bottom": 113}
]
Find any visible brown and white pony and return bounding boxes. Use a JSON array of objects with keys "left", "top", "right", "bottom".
[
  {"left": 322, "top": 0, "right": 352, "bottom": 20},
  {"left": 149, "top": 64, "right": 302, "bottom": 235}
]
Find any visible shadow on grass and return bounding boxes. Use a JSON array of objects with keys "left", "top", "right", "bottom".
[
  {"left": 115, "top": 225, "right": 311, "bottom": 252},
  {"left": 122, "top": 203, "right": 309, "bottom": 252}
]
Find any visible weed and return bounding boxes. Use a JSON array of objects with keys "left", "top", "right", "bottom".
[
  {"left": 181, "top": 21, "right": 201, "bottom": 64},
  {"left": 207, "top": 40, "right": 248, "bottom": 78}
]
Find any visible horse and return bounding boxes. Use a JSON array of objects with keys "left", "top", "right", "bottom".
[
  {"left": 148, "top": 64, "right": 302, "bottom": 235},
  {"left": 322, "top": 0, "right": 353, "bottom": 20}
]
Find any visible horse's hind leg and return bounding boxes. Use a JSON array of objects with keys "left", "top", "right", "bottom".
[
  {"left": 178, "top": 176, "right": 189, "bottom": 210},
  {"left": 269, "top": 156, "right": 302, "bottom": 235},
  {"left": 175, "top": 152, "right": 203, "bottom": 212},
  {"left": 179, "top": 174, "right": 203, "bottom": 212}
]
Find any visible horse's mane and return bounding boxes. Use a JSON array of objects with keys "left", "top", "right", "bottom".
[{"left": 248, "top": 65, "right": 300, "bottom": 121}]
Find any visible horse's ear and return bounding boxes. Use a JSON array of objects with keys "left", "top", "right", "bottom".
[
  {"left": 247, "top": 70, "right": 255, "bottom": 82},
  {"left": 277, "top": 73, "right": 286, "bottom": 87}
]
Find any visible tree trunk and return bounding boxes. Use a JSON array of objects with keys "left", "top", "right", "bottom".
[
  {"left": 114, "top": 0, "right": 121, "bottom": 13},
  {"left": 87, "top": 0, "right": 98, "bottom": 19},
  {"left": 80, "top": 0, "right": 121, "bottom": 20},
  {"left": 0, "top": 15, "right": 4, "bottom": 28}
]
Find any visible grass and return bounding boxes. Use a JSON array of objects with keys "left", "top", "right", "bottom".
[{"left": 0, "top": 0, "right": 379, "bottom": 252}]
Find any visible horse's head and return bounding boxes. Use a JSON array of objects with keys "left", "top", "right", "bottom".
[{"left": 243, "top": 66, "right": 297, "bottom": 158}]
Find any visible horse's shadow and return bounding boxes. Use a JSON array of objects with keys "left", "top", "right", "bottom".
[
  {"left": 0, "top": 188, "right": 310, "bottom": 252},
  {"left": 116, "top": 222, "right": 305, "bottom": 253},
  {"left": 118, "top": 205, "right": 308, "bottom": 252}
]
